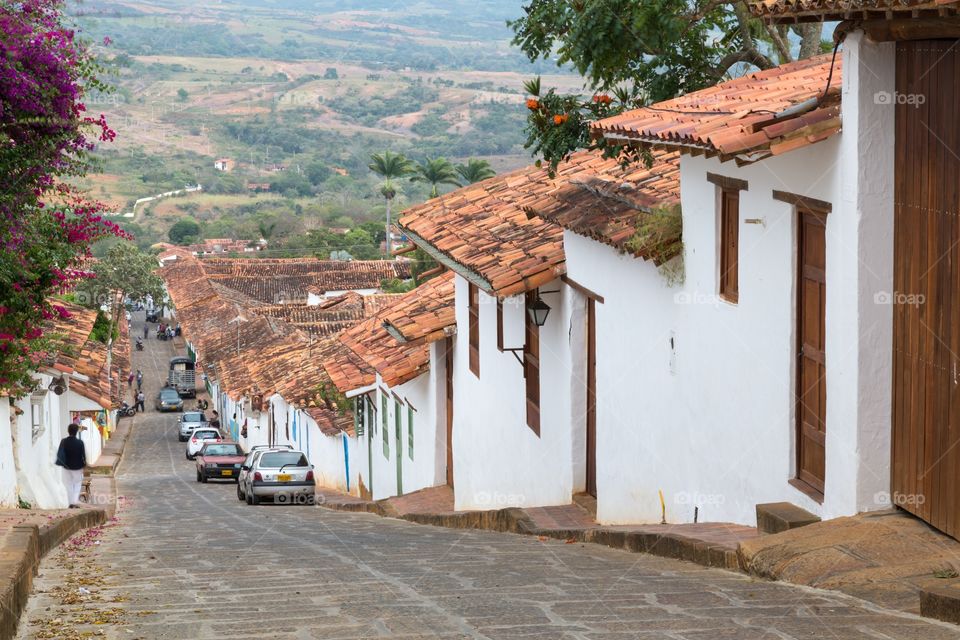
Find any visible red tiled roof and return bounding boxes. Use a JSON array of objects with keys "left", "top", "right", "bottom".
[
  {"left": 330, "top": 275, "right": 455, "bottom": 391},
  {"left": 593, "top": 55, "right": 841, "bottom": 163},
  {"left": 521, "top": 149, "right": 681, "bottom": 264},
  {"left": 749, "top": 0, "right": 959, "bottom": 19},
  {"left": 398, "top": 165, "right": 567, "bottom": 297}
]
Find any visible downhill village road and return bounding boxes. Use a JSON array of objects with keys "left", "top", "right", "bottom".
[{"left": 15, "top": 322, "right": 960, "bottom": 639}]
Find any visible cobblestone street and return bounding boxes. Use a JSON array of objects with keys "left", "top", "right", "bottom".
[{"left": 15, "top": 330, "right": 960, "bottom": 639}]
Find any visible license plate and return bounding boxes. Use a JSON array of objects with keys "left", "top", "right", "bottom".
[
  {"left": 221, "top": 470, "right": 233, "bottom": 476},
  {"left": 277, "top": 474, "right": 291, "bottom": 482}
]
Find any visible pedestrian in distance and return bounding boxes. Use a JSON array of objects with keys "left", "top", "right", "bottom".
[
  {"left": 127, "top": 371, "right": 134, "bottom": 388},
  {"left": 136, "top": 390, "right": 145, "bottom": 413},
  {"left": 209, "top": 410, "right": 220, "bottom": 430},
  {"left": 143, "top": 325, "right": 149, "bottom": 339},
  {"left": 55, "top": 423, "right": 86, "bottom": 507},
  {"left": 136, "top": 369, "right": 143, "bottom": 390}
]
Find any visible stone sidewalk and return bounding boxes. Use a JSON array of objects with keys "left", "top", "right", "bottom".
[
  {"left": 317, "top": 485, "right": 759, "bottom": 570},
  {"left": 0, "top": 411, "right": 132, "bottom": 637},
  {"left": 740, "top": 508, "right": 960, "bottom": 622}
]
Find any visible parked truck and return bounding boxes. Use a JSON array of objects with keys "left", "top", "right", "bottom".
[{"left": 168, "top": 356, "right": 196, "bottom": 398}]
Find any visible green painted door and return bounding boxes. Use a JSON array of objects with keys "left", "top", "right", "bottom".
[{"left": 395, "top": 398, "right": 403, "bottom": 495}]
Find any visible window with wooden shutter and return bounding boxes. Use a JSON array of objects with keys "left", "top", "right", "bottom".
[
  {"left": 719, "top": 189, "right": 740, "bottom": 303},
  {"left": 496, "top": 298, "right": 504, "bottom": 351},
  {"left": 524, "top": 290, "right": 541, "bottom": 435},
  {"left": 407, "top": 406, "right": 414, "bottom": 460},
  {"left": 381, "top": 394, "right": 389, "bottom": 458},
  {"left": 468, "top": 282, "right": 480, "bottom": 376},
  {"left": 354, "top": 397, "right": 364, "bottom": 437}
]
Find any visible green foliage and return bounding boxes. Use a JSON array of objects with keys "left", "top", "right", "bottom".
[
  {"left": 89, "top": 311, "right": 118, "bottom": 344},
  {"left": 369, "top": 151, "right": 415, "bottom": 200},
  {"left": 509, "top": 0, "right": 825, "bottom": 169},
  {"left": 169, "top": 217, "right": 202, "bottom": 244},
  {"left": 87, "top": 242, "right": 166, "bottom": 305},
  {"left": 380, "top": 278, "right": 416, "bottom": 294},
  {"left": 323, "top": 67, "right": 339, "bottom": 80},
  {"left": 455, "top": 158, "right": 496, "bottom": 184},
  {"left": 625, "top": 204, "right": 684, "bottom": 266},
  {"left": 328, "top": 84, "right": 439, "bottom": 127},
  {"left": 411, "top": 157, "right": 460, "bottom": 198},
  {"left": 176, "top": 87, "right": 189, "bottom": 102}
]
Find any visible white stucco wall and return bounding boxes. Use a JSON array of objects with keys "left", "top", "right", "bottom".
[
  {"left": 451, "top": 274, "right": 580, "bottom": 511},
  {"left": 562, "top": 36, "right": 895, "bottom": 526},
  {"left": 355, "top": 369, "right": 444, "bottom": 501},
  {"left": 0, "top": 399, "right": 18, "bottom": 507},
  {"left": 13, "top": 374, "right": 69, "bottom": 509}
]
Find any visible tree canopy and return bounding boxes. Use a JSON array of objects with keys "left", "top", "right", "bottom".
[
  {"left": 456, "top": 159, "right": 496, "bottom": 184},
  {"left": 411, "top": 157, "right": 461, "bottom": 198},
  {"left": 509, "top": 0, "right": 828, "bottom": 169}
]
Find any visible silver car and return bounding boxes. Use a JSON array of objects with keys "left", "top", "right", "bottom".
[
  {"left": 239, "top": 449, "right": 315, "bottom": 505},
  {"left": 177, "top": 411, "right": 208, "bottom": 442}
]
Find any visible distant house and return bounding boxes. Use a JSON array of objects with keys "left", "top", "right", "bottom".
[{"left": 214, "top": 158, "right": 234, "bottom": 172}]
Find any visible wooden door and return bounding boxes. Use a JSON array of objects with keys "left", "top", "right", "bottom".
[
  {"left": 586, "top": 298, "right": 597, "bottom": 497},
  {"left": 892, "top": 40, "right": 960, "bottom": 537},
  {"left": 796, "top": 208, "right": 827, "bottom": 497},
  {"left": 445, "top": 337, "right": 454, "bottom": 487},
  {"left": 366, "top": 397, "right": 373, "bottom": 498}
]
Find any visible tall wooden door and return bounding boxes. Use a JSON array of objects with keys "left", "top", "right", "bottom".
[
  {"left": 586, "top": 298, "right": 597, "bottom": 497},
  {"left": 395, "top": 399, "right": 403, "bottom": 495},
  {"left": 445, "top": 337, "right": 455, "bottom": 487},
  {"left": 892, "top": 40, "right": 960, "bottom": 537},
  {"left": 796, "top": 208, "right": 827, "bottom": 496}
]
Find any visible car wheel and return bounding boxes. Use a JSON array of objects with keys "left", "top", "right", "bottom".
[
  {"left": 195, "top": 469, "right": 202, "bottom": 482},
  {"left": 178, "top": 436, "right": 186, "bottom": 442},
  {"left": 201, "top": 473, "right": 208, "bottom": 483},
  {"left": 246, "top": 490, "right": 254, "bottom": 505},
  {"left": 250, "top": 491, "right": 260, "bottom": 505},
  {"left": 185, "top": 451, "right": 192, "bottom": 460},
  {"left": 237, "top": 484, "right": 245, "bottom": 501}
]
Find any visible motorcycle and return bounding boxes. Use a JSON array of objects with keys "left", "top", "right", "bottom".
[
  {"left": 196, "top": 399, "right": 209, "bottom": 411},
  {"left": 135, "top": 338, "right": 144, "bottom": 351},
  {"left": 118, "top": 402, "right": 137, "bottom": 418}
]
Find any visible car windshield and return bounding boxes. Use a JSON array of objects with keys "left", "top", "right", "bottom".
[
  {"left": 182, "top": 412, "right": 204, "bottom": 422},
  {"left": 201, "top": 444, "right": 241, "bottom": 456},
  {"left": 160, "top": 390, "right": 179, "bottom": 400},
  {"left": 194, "top": 431, "right": 219, "bottom": 440},
  {"left": 259, "top": 452, "right": 308, "bottom": 468}
]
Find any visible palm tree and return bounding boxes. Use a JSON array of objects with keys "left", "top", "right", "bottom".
[
  {"left": 369, "top": 151, "right": 414, "bottom": 257},
  {"left": 411, "top": 157, "right": 460, "bottom": 199},
  {"left": 455, "top": 158, "right": 496, "bottom": 184}
]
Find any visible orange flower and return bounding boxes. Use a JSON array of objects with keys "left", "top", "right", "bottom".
[
  {"left": 526, "top": 98, "right": 540, "bottom": 110},
  {"left": 592, "top": 94, "right": 612, "bottom": 105},
  {"left": 553, "top": 113, "right": 568, "bottom": 125}
]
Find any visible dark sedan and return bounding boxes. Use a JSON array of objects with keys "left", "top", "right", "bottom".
[
  {"left": 155, "top": 387, "right": 184, "bottom": 412},
  {"left": 195, "top": 442, "right": 245, "bottom": 482}
]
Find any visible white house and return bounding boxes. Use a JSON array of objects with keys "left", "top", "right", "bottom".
[
  {"left": 326, "top": 272, "right": 456, "bottom": 500},
  {"left": 398, "top": 163, "right": 610, "bottom": 512}
]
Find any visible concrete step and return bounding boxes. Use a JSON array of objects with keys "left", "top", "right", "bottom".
[{"left": 755, "top": 501, "right": 820, "bottom": 535}]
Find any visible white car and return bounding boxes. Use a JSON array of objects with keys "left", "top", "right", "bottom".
[{"left": 185, "top": 427, "right": 223, "bottom": 459}]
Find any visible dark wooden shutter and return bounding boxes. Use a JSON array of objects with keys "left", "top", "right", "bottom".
[
  {"left": 796, "top": 208, "right": 827, "bottom": 497},
  {"left": 892, "top": 39, "right": 960, "bottom": 537},
  {"left": 468, "top": 283, "right": 480, "bottom": 376},
  {"left": 524, "top": 290, "right": 541, "bottom": 435},
  {"left": 720, "top": 190, "right": 740, "bottom": 303}
]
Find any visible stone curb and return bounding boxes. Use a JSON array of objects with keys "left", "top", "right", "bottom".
[
  {"left": 320, "top": 500, "right": 740, "bottom": 571},
  {"left": 3, "top": 417, "right": 130, "bottom": 636},
  {"left": 0, "top": 509, "right": 108, "bottom": 639}
]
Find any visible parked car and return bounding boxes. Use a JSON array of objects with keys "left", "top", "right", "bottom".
[
  {"left": 145, "top": 310, "right": 159, "bottom": 323},
  {"left": 185, "top": 428, "right": 223, "bottom": 460},
  {"left": 236, "top": 448, "right": 285, "bottom": 501},
  {"left": 239, "top": 449, "right": 315, "bottom": 505},
  {"left": 195, "top": 442, "right": 245, "bottom": 483},
  {"left": 156, "top": 387, "right": 184, "bottom": 412},
  {"left": 177, "top": 411, "right": 208, "bottom": 442}
]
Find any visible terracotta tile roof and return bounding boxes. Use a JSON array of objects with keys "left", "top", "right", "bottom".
[
  {"left": 380, "top": 272, "right": 457, "bottom": 345},
  {"left": 331, "top": 275, "right": 456, "bottom": 391},
  {"left": 749, "top": 0, "right": 959, "bottom": 20},
  {"left": 255, "top": 303, "right": 367, "bottom": 338},
  {"left": 199, "top": 257, "right": 412, "bottom": 303},
  {"left": 593, "top": 55, "right": 841, "bottom": 163},
  {"left": 521, "top": 149, "right": 681, "bottom": 264},
  {"left": 44, "top": 301, "right": 98, "bottom": 377},
  {"left": 315, "top": 292, "right": 405, "bottom": 317},
  {"left": 398, "top": 167, "right": 570, "bottom": 298}
]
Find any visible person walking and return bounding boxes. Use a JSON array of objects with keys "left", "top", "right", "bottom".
[
  {"left": 127, "top": 372, "right": 134, "bottom": 388},
  {"left": 136, "top": 390, "right": 145, "bottom": 413},
  {"left": 209, "top": 410, "right": 221, "bottom": 430},
  {"left": 143, "top": 324, "right": 149, "bottom": 339},
  {"left": 136, "top": 369, "right": 143, "bottom": 390},
  {"left": 55, "top": 424, "right": 86, "bottom": 507}
]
